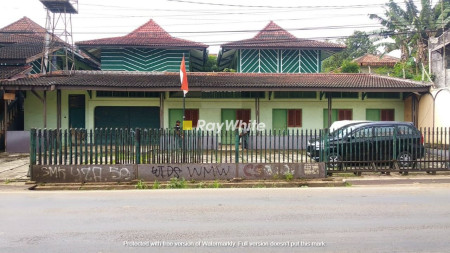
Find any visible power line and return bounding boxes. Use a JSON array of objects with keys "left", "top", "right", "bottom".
[{"left": 165, "top": 0, "right": 423, "bottom": 9}]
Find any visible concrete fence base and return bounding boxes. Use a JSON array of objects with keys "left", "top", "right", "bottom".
[{"left": 31, "top": 163, "right": 326, "bottom": 183}]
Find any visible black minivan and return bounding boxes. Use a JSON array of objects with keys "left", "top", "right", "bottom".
[{"left": 307, "top": 122, "right": 425, "bottom": 168}]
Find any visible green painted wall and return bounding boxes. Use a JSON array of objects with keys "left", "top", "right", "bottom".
[
  {"left": 238, "top": 49, "right": 320, "bottom": 73},
  {"left": 24, "top": 90, "right": 405, "bottom": 131},
  {"left": 163, "top": 92, "right": 405, "bottom": 131},
  {"left": 24, "top": 90, "right": 160, "bottom": 130},
  {"left": 101, "top": 48, "right": 190, "bottom": 72}
]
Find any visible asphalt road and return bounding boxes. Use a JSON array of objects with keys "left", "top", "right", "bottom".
[{"left": 1, "top": 186, "right": 450, "bottom": 253}]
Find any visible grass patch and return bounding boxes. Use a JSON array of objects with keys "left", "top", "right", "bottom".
[
  {"left": 285, "top": 172, "right": 294, "bottom": 181},
  {"left": 152, "top": 180, "right": 161, "bottom": 189},
  {"left": 135, "top": 179, "right": 148, "bottom": 189},
  {"left": 252, "top": 183, "right": 266, "bottom": 188},
  {"left": 209, "top": 180, "right": 222, "bottom": 188},
  {"left": 167, "top": 177, "right": 187, "bottom": 189},
  {"left": 197, "top": 182, "right": 206, "bottom": 188}
]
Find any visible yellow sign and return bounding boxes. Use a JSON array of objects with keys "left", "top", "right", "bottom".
[
  {"left": 3, "top": 93, "right": 15, "bottom": 100},
  {"left": 183, "top": 120, "right": 192, "bottom": 130}
]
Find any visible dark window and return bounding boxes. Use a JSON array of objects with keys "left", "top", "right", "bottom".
[
  {"left": 96, "top": 91, "right": 159, "bottom": 98},
  {"left": 287, "top": 109, "right": 302, "bottom": 127},
  {"left": 274, "top": 91, "right": 316, "bottom": 99},
  {"left": 184, "top": 109, "right": 199, "bottom": 127},
  {"left": 169, "top": 91, "right": 202, "bottom": 98},
  {"left": 367, "top": 92, "right": 401, "bottom": 99},
  {"left": 202, "top": 92, "right": 265, "bottom": 99},
  {"left": 327, "top": 92, "right": 358, "bottom": 99},
  {"left": 169, "top": 91, "right": 264, "bottom": 99}
]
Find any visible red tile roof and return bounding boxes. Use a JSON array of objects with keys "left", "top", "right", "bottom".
[
  {"left": 0, "top": 71, "right": 430, "bottom": 92},
  {"left": 76, "top": 19, "right": 208, "bottom": 49},
  {"left": 354, "top": 54, "right": 399, "bottom": 67},
  {"left": 0, "top": 17, "right": 46, "bottom": 44},
  {"left": 221, "top": 21, "right": 345, "bottom": 50}
]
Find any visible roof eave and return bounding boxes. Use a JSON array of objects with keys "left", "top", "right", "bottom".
[
  {"left": 76, "top": 43, "right": 208, "bottom": 50},
  {"left": 221, "top": 45, "right": 345, "bottom": 51},
  {"left": 0, "top": 84, "right": 430, "bottom": 93}
]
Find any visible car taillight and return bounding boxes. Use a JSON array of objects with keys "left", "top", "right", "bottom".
[{"left": 420, "top": 134, "right": 424, "bottom": 144}]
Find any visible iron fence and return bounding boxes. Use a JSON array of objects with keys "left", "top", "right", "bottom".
[{"left": 30, "top": 127, "right": 450, "bottom": 174}]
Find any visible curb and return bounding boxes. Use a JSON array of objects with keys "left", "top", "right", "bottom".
[{"left": 30, "top": 179, "right": 347, "bottom": 191}]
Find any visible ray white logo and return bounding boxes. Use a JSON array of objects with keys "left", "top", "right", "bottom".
[{"left": 197, "top": 120, "right": 266, "bottom": 131}]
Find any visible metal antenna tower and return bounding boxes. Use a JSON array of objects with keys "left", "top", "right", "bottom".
[{"left": 39, "top": 0, "right": 78, "bottom": 74}]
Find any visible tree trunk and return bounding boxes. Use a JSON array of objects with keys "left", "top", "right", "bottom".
[
  {"left": 417, "top": 39, "right": 428, "bottom": 66},
  {"left": 416, "top": 39, "right": 428, "bottom": 75},
  {"left": 401, "top": 44, "right": 409, "bottom": 62}
]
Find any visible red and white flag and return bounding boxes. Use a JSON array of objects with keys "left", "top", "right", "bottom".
[{"left": 180, "top": 55, "right": 189, "bottom": 96}]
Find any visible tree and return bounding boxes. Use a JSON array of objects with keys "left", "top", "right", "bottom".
[
  {"left": 341, "top": 60, "right": 360, "bottom": 73},
  {"left": 370, "top": 0, "right": 450, "bottom": 71},
  {"left": 345, "top": 31, "right": 377, "bottom": 59},
  {"left": 203, "top": 55, "right": 219, "bottom": 72},
  {"left": 322, "top": 30, "right": 375, "bottom": 72}
]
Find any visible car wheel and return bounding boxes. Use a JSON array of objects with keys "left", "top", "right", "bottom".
[
  {"left": 328, "top": 153, "right": 342, "bottom": 170},
  {"left": 397, "top": 151, "right": 412, "bottom": 168}
]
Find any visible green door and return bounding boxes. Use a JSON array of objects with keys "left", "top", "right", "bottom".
[
  {"left": 323, "top": 109, "right": 338, "bottom": 128},
  {"left": 272, "top": 109, "right": 287, "bottom": 131},
  {"left": 169, "top": 109, "right": 184, "bottom": 131},
  {"left": 94, "top": 106, "right": 160, "bottom": 129},
  {"left": 366, "top": 109, "right": 381, "bottom": 121},
  {"left": 221, "top": 109, "right": 236, "bottom": 144},
  {"left": 69, "top": 95, "right": 85, "bottom": 129}
]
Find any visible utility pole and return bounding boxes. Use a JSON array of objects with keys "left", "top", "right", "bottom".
[{"left": 442, "top": 0, "right": 446, "bottom": 86}]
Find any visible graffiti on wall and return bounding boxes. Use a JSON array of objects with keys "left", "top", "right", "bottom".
[
  {"left": 32, "top": 165, "right": 135, "bottom": 183},
  {"left": 32, "top": 162, "right": 325, "bottom": 182},
  {"left": 138, "top": 164, "right": 233, "bottom": 180}
]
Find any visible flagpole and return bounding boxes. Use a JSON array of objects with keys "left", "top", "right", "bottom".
[
  {"left": 181, "top": 53, "right": 186, "bottom": 163},
  {"left": 183, "top": 93, "right": 185, "bottom": 121}
]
